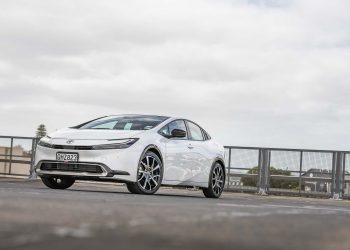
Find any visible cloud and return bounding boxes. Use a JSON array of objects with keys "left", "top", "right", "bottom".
[{"left": 0, "top": 0, "right": 350, "bottom": 149}]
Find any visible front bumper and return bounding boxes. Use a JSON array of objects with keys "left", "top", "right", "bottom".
[
  {"left": 34, "top": 144, "right": 143, "bottom": 182},
  {"left": 36, "top": 160, "right": 130, "bottom": 177}
]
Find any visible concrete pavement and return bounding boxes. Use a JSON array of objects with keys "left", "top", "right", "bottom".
[{"left": 1, "top": 177, "right": 350, "bottom": 250}]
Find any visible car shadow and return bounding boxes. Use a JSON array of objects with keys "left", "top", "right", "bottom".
[{"left": 44, "top": 187, "right": 210, "bottom": 199}]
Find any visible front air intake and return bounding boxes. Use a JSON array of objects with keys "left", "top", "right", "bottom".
[{"left": 40, "top": 162, "right": 103, "bottom": 173}]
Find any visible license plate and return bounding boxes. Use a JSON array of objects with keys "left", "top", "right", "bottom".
[{"left": 56, "top": 152, "right": 79, "bottom": 162}]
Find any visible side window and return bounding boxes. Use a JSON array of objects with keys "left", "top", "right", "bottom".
[
  {"left": 187, "top": 121, "right": 204, "bottom": 141},
  {"left": 158, "top": 125, "right": 169, "bottom": 137},
  {"left": 202, "top": 129, "right": 211, "bottom": 140},
  {"left": 158, "top": 120, "right": 188, "bottom": 139}
]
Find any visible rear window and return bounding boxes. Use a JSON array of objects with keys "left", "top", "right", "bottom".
[{"left": 77, "top": 116, "right": 169, "bottom": 130}]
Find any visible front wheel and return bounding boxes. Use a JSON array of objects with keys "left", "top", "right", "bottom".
[
  {"left": 203, "top": 162, "right": 225, "bottom": 198},
  {"left": 41, "top": 176, "right": 75, "bottom": 189},
  {"left": 127, "top": 151, "right": 163, "bottom": 195}
]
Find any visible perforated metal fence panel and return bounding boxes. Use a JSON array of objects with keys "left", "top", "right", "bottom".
[
  {"left": 225, "top": 146, "right": 350, "bottom": 199},
  {"left": 343, "top": 153, "right": 350, "bottom": 198},
  {"left": 269, "top": 150, "right": 301, "bottom": 195},
  {"left": 0, "top": 136, "right": 37, "bottom": 177},
  {"left": 225, "top": 148, "right": 259, "bottom": 192}
]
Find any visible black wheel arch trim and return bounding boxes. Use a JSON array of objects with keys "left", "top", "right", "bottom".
[{"left": 139, "top": 144, "right": 164, "bottom": 165}]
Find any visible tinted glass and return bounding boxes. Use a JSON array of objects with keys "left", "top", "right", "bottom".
[
  {"left": 78, "top": 116, "right": 169, "bottom": 130},
  {"left": 91, "top": 120, "right": 118, "bottom": 129},
  {"left": 159, "top": 120, "right": 188, "bottom": 139},
  {"left": 203, "top": 129, "right": 211, "bottom": 140},
  {"left": 187, "top": 121, "right": 204, "bottom": 141},
  {"left": 159, "top": 125, "right": 169, "bottom": 136}
]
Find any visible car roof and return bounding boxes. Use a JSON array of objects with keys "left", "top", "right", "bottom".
[{"left": 108, "top": 114, "right": 170, "bottom": 119}]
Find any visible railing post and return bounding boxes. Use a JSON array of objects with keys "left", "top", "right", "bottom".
[
  {"left": 226, "top": 148, "right": 231, "bottom": 189},
  {"left": 29, "top": 138, "right": 38, "bottom": 179},
  {"left": 8, "top": 138, "right": 13, "bottom": 175},
  {"left": 332, "top": 151, "right": 344, "bottom": 200},
  {"left": 257, "top": 148, "right": 270, "bottom": 195},
  {"left": 298, "top": 151, "right": 303, "bottom": 195}
]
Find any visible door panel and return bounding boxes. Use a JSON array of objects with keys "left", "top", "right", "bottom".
[
  {"left": 161, "top": 120, "right": 193, "bottom": 182},
  {"left": 163, "top": 140, "right": 193, "bottom": 181},
  {"left": 186, "top": 121, "right": 212, "bottom": 183},
  {"left": 188, "top": 141, "right": 212, "bottom": 183},
  {"left": 161, "top": 119, "right": 213, "bottom": 184}
]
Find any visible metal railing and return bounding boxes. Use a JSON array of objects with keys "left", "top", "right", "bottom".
[
  {"left": 1, "top": 134, "right": 350, "bottom": 199},
  {"left": 0, "top": 136, "right": 38, "bottom": 178},
  {"left": 224, "top": 146, "right": 350, "bottom": 199}
]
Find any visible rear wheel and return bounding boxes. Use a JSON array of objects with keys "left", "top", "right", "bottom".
[
  {"left": 127, "top": 151, "right": 163, "bottom": 195},
  {"left": 203, "top": 162, "right": 225, "bottom": 198},
  {"left": 41, "top": 176, "right": 75, "bottom": 189}
]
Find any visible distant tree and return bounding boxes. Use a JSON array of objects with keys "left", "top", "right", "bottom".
[
  {"left": 241, "top": 166, "right": 299, "bottom": 190},
  {"left": 36, "top": 124, "right": 47, "bottom": 138}
]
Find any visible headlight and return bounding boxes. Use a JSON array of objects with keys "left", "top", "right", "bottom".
[
  {"left": 92, "top": 138, "right": 139, "bottom": 150},
  {"left": 38, "top": 136, "right": 52, "bottom": 148}
]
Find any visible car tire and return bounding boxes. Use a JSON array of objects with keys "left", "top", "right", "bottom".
[
  {"left": 41, "top": 176, "right": 75, "bottom": 189},
  {"left": 126, "top": 182, "right": 141, "bottom": 194},
  {"left": 127, "top": 151, "right": 163, "bottom": 195},
  {"left": 203, "top": 162, "right": 225, "bottom": 198}
]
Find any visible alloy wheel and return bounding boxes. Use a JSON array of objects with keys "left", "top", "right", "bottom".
[
  {"left": 212, "top": 163, "right": 224, "bottom": 196},
  {"left": 137, "top": 155, "right": 161, "bottom": 192}
]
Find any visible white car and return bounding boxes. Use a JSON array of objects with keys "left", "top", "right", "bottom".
[{"left": 35, "top": 115, "right": 226, "bottom": 198}]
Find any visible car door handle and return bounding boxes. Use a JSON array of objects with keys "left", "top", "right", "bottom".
[{"left": 188, "top": 144, "right": 194, "bottom": 149}]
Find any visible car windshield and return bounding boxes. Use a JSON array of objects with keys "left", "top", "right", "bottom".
[{"left": 77, "top": 115, "right": 169, "bottom": 130}]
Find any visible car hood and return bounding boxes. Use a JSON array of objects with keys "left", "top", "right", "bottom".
[{"left": 49, "top": 128, "right": 146, "bottom": 140}]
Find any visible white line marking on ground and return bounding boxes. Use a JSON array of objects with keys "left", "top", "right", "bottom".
[{"left": 217, "top": 203, "right": 350, "bottom": 213}]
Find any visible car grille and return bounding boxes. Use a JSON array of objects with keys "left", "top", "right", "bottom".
[
  {"left": 40, "top": 162, "right": 103, "bottom": 173},
  {"left": 51, "top": 145, "right": 94, "bottom": 150}
]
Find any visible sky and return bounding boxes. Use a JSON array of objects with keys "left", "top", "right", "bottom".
[{"left": 1, "top": 0, "right": 350, "bottom": 150}]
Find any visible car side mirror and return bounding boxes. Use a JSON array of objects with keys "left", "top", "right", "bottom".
[{"left": 170, "top": 129, "right": 187, "bottom": 138}]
